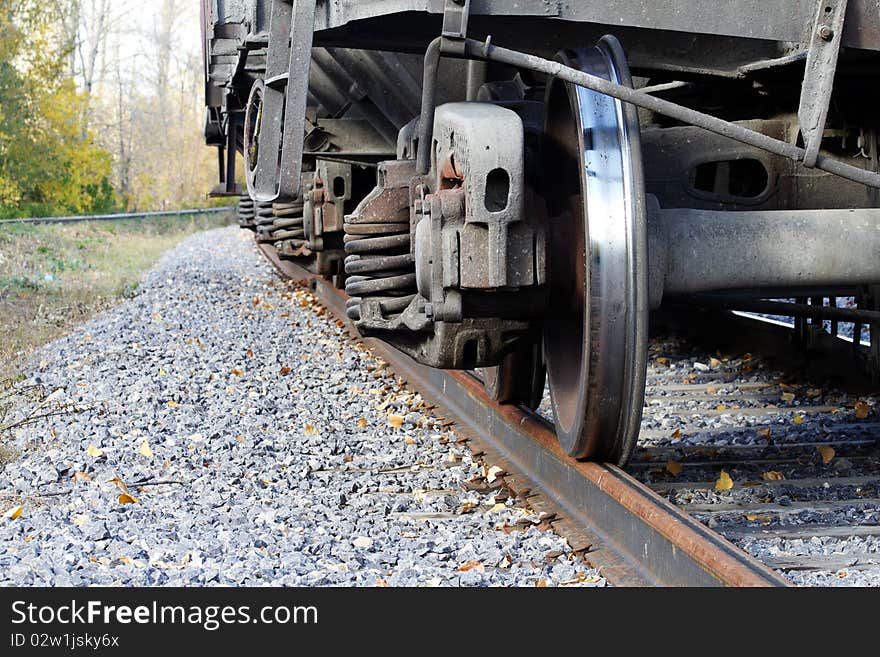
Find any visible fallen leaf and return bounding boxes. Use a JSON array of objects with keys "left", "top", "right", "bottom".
[
  {"left": 86, "top": 445, "right": 104, "bottom": 458},
  {"left": 744, "top": 514, "right": 771, "bottom": 522},
  {"left": 715, "top": 403, "right": 729, "bottom": 411},
  {"left": 671, "top": 429, "right": 682, "bottom": 439},
  {"left": 138, "top": 441, "right": 153, "bottom": 458},
  {"left": 356, "top": 418, "right": 368, "bottom": 429},
  {"left": 304, "top": 424, "right": 319, "bottom": 436},
  {"left": 72, "top": 514, "right": 88, "bottom": 526},
  {"left": 534, "top": 579, "right": 549, "bottom": 588},
  {"left": 488, "top": 503, "right": 507, "bottom": 513},
  {"left": 706, "top": 385, "right": 718, "bottom": 394},
  {"left": 655, "top": 357, "right": 669, "bottom": 367},
  {"left": 714, "top": 470, "right": 734, "bottom": 491},
  {"left": 458, "top": 560, "right": 483, "bottom": 572},
  {"left": 387, "top": 413, "right": 405, "bottom": 429},
  {"left": 792, "top": 415, "right": 804, "bottom": 425},
  {"left": 377, "top": 579, "right": 388, "bottom": 587},
  {"left": 757, "top": 428, "right": 772, "bottom": 440},
  {"left": 117, "top": 493, "right": 138, "bottom": 505},
  {"left": 781, "top": 392, "right": 796, "bottom": 403},
  {"left": 4, "top": 505, "right": 22, "bottom": 520},
  {"left": 762, "top": 470, "right": 785, "bottom": 481},
  {"left": 252, "top": 297, "right": 261, "bottom": 307},
  {"left": 817, "top": 445, "right": 835, "bottom": 464},
  {"left": 230, "top": 368, "right": 243, "bottom": 376},
  {"left": 246, "top": 349, "right": 254, "bottom": 358},
  {"left": 166, "top": 400, "right": 178, "bottom": 407},
  {"left": 486, "top": 465, "right": 504, "bottom": 484},
  {"left": 709, "top": 357, "right": 722, "bottom": 368},
  {"left": 404, "top": 436, "right": 417, "bottom": 445},
  {"left": 278, "top": 367, "right": 291, "bottom": 376},
  {"left": 108, "top": 477, "right": 129, "bottom": 494},
  {"left": 665, "top": 460, "right": 683, "bottom": 476},
  {"left": 855, "top": 400, "right": 870, "bottom": 420},
  {"left": 73, "top": 472, "right": 92, "bottom": 482}
]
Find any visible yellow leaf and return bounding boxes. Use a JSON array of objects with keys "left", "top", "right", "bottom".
[
  {"left": 231, "top": 368, "right": 243, "bottom": 376},
  {"left": 817, "top": 445, "right": 835, "bottom": 464},
  {"left": 709, "top": 357, "right": 722, "bottom": 368},
  {"left": 4, "top": 505, "right": 23, "bottom": 520},
  {"left": 356, "top": 418, "right": 368, "bottom": 429},
  {"left": 387, "top": 413, "right": 405, "bottom": 429},
  {"left": 655, "top": 357, "right": 669, "bottom": 367},
  {"left": 377, "top": 579, "right": 388, "bottom": 587},
  {"left": 715, "top": 403, "right": 729, "bottom": 411},
  {"left": 72, "top": 514, "right": 88, "bottom": 526},
  {"left": 706, "top": 385, "right": 718, "bottom": 394},
  {"left": 855, "top": 400, "right": 870, "bottom": 420},
  {"left": 236, "top": 436, "right": 247, "bottom": 444},
  {"left": 73, "top": 471, "right": 92, "bottom": 482},
  {"left": 486, "top": 465, "right": 504, "bottom": 484},
  {"left": 744, "top": 514, "right": 771, "bottom": 522},
  {"left": 781, "top": 392, "right": 796, "bottom": 403},
  {"left": 715, "top": 470, "right": 734, "bottom": 491},
  {"left": 488, "top": 503, "right": 507, "bottom": 513},
  {"left": 304, "top": 424, "right": 319, "bottom": 436},
  {"left": 108, "top": 477, "right": 129, "bottom": 494},
  {"left": 158, "top": 368, "right": 166, "bottom": 376},
  {"left": 404, "top": 436, "right": 416, "bottom": 445},
  {"left": 86, "top": 445, "right": 104, "bottom": 458},
  {"left": 671, "top": 429, "right": 682, "bottom": 439},
  {"left": 792, "top": 415, "right": 804, "bottom": 425},
  {"left": 757, "top": 428, "right": 772, "bottom": 440},
  {"left": 665, "top": 460, "right": 683, "bottom": 477},
  {"left": 138, "top": 441, "right": 153, "bottom": 458},
  {"left": 166, "top": 400, "right": 178, "bottom": 407},
  {"left": 762, "top": 470, "right": 785, "bottom": 481},
  {"left": 118, "top": 493, "right": 138, "bottom": 505},
  {"left": 534, "top": 579, "right": 549, "bottom": 588}
]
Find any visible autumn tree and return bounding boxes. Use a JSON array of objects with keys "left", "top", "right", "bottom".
[{"left": 0, "top": 0, "right": 115, "bottom": 218}]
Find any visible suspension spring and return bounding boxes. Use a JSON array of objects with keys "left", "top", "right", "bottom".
[
  {"left": 343, "top": 229, "right": 417, "bottom": 320},
  {"left": 237, "top": 193, "right": 255, "bottom": 229}
]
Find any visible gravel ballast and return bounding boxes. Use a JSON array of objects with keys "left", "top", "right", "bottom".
[{"left": 0, "top": 227, "right": 602, "bottom": 587}]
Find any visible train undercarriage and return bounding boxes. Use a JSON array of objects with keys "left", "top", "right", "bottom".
[{"left": 202, "top": 0, "right": 880, "bottom": 465}]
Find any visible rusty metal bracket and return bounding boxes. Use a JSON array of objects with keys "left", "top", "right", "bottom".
[
  {"left": 798, "top": 0, "right": 848, "bottom": 168},
  {"left": 249, "top": 0, "right": 318, "bottom": 203}
]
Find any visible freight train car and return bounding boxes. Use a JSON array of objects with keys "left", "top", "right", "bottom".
[{"left": 202, "top": 1, "right": 880, "bottom": 465}]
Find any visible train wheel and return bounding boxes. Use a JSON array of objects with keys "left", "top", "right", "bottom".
[
  {"left": 480, "top": 339, "right": 546, "bottom": 410},
  {"left": 541, "top": 36, "right": 648, "bottom": 464}
]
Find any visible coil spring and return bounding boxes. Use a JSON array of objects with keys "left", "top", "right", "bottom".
[
  {"left": 237, "top": 194, "right": 255, "bottom": 229},
  {"left": 254, "top": 200, "right": 275, "bottom": 230},
  {"left": 343, "top": 220, "right": 416, "bottom": 321}
]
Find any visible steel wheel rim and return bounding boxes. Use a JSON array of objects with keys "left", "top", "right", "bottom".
[{"left": 542, "top": 36, "right": 648, "bottom": 464}]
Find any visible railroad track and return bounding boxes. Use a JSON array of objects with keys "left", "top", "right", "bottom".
[
  {"left": 259, "top": 237, "right": 880, "bottom": 586},
  {"left": 257, "top": 240, "right": 796, "bottom": 587}
]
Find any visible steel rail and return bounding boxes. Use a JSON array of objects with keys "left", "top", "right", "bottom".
[
  {"left": 257, "top": 240, "right": 789, "bottom": 587},
  {"left": 0, "top": 207, "right": 234, "bottom": 226}
]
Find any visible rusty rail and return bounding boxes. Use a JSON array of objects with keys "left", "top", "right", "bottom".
[
  {"left": 257, "top": 241, "right": 789, "bottom": 587},
  {"left": 0, "top": 207, "right": 234, "bottom": 226}
]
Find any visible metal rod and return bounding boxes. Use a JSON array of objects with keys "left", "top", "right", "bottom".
[
  {"left": 682, "top": 294, "right": 880, "bottom": 324},
  {"left": 0, "top": 207, "right": 234, "bottom": 226},
  {"left": 454, "top": 37, "right": 880, "bottom": 189},
  {"left": 417, "top": 37, "right": 443, "bottom": 175}
]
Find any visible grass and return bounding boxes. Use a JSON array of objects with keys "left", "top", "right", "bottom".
[{"left": 0, "top": 213, "right": 233, "bottom": 380}]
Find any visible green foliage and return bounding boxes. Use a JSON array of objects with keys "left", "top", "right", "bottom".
[{"left": 0, "top": 2, "right": 117, "bottom": 218}]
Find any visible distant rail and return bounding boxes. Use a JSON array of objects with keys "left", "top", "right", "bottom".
[{"left": 0, "top": 207, "right": 235, "bottom": 225}]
